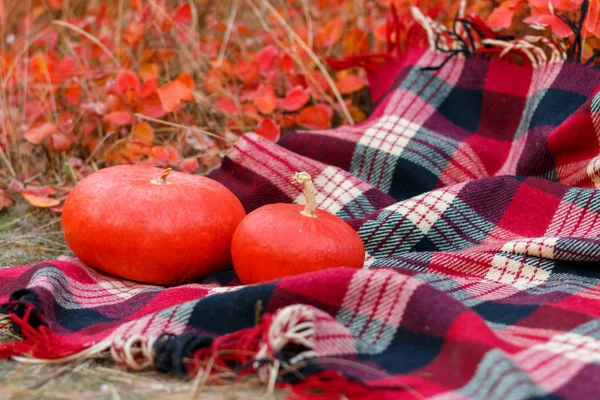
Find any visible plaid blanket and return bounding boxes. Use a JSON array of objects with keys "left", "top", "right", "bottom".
[{"left": 3, "top": 46, "right": 600, "bottom": 399}]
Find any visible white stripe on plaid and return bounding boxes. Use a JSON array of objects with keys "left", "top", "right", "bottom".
[
  {"left": 336, "top": 269, "right": 421, "bottom": 354},
  {"left": 417, "top": 272, "right": 520, "bottom": 307},
  {"left": 500, "top": 237, "right": 558, "bottom": 259},
  {"left": 396, "top": 187, "right": 457, "bottom": 234},
  {"left": 532, "top": 331, "right": 600, "bottom": 364},
  {"left": 485, "top": 254, "right": 552, "bottom": 290}
]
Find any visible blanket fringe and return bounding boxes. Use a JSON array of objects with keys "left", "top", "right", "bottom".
[{"left": 328, "top": 4, "right": 598, "bottom": 72}]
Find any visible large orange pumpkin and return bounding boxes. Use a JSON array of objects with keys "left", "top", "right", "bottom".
[
  {"left": 62, "top": 165, "right": 246, "bottom": 285},
  {"left": 231, "top": 171, "right": 365, "bottom": 284}
]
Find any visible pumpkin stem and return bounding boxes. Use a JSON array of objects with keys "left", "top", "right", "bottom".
[
  {"left": 291, "top": 172, "right": 317, "bottom": 218},
  {"left": 151, "top": 167, "right": 173, "bottom": 185}
]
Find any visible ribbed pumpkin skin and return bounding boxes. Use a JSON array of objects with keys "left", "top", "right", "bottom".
[
  {"left": 62, "top": 165, "right": 246, "bottom": 285},
  {"left": 231, "top": 204, "right": 365, "bottom": 284}
]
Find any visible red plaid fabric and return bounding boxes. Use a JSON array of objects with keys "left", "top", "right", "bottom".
[{"left": 3, "top": 48, "right": 600, "bottom": 398}]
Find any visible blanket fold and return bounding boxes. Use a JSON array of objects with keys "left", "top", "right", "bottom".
[{"left": 3, "top": 46, "right": 600, "bottom": 399}]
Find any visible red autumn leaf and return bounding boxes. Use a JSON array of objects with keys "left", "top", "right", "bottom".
[
  {"left": 21, "top": 192, "right": 60, "bottom": 208},
  {"left": 104, "top": 111, "right": 133, "bottom": 126},
  {"left": 23, "top": 122, "right": 59, "bottom": 144},
  {"left": 310, "top": 71, "right": 330, "bottom": 91},
  {"left": 297, "top": 105, "right": 331, "bottom": 129},
  {"left": 316, "top": 104, "right": 334, "bottom": 120},
  {"left": 254, "top": 84, "right": 277, "bottom": 115},
  {"left": 524, "top": 13, "right": 572, "bottom": 37},
  {"left": 49, "top": 133, "right": 73, "bottom": 152},
  {"left": 343, "top": 28, "right": 369, "bottom": 56},
  {"left": 488, "top": 2, "right": 517, "bottom": 29},
  {"left": 257, "top": 45, "right": 278, "bottom": 73},
  {"left": 216, "top": 97, "right": 238, "bottom": 114},
  {"left": 180, "top": 157, "right": 200, "bottom": 173},
  {"left": 65, "top": 81, "right": 82, "bottom": 105},
  {"left": 139, "top": 64, "right": 159, "bottom": 80},
  {"left": 242, "top": 103, "right": 260, "bottom": 120},
  {"left": 122, "top": 21, "right": 146, "bottom": 45},
  {"left": 587, "top": 0, "right": 600, "bottom": 35},
  {"left": 173, "top": 3, "right": 192, "bottom": 25},
  {"left": 22, "top": 185, "right": 56, "bottom": 197},
  {"left": 233, "top": 60, "right": 259, "bottom": 85},
  {"left": 151, "top": 146, "right": 171, "bottom": 163},
  {"left": 199, "top": 38, "right": 220, "bottom": 57},
  {"left": 236, "top": 22, "right": 252, "bottom": 36},
  {"left": 116, "top": 69, "right": 141, "bottom": 105},
  {"left": 336, "top": 75, "right": 366, "bottom": 95},
  {"left": 105, "top": 94, "right": 122, "bottom": 112},
  {"left": 130, "top": 0, "right": 142, "bottom": 13},
  {"left": 316, "top": 16, "right": 344, "bottom": 47},
  {"left": 138, "top": 94, "right": 167, "bottom": 118},
  {"left": 288, "top": 73, "right": 308, "bottom": 89},
  {"left": 176, "top": 72, "right": 195, "bottom": 99},
  {"left": 276, "top": 113, "right": 298, "bottom": 128},
  {"left": 204, "top": 69, "right": 222, "bottom": 94},
  {"left": 279, "top": 54, "right": 295, "bottom": 73},
  {"left": 283, "top": 86, "right": 311, "bottom": 112},
  {"left": 374, "top": 22, "right": 388, "bottom": 42},
  {"left": 157, "top": 80, "right": 193, "bottom": 112},
  {"left": 0, "top": 190, "right": 14, "bottom": 209},
  {"left": 125, "top": 141, "right": 151, "bottom": 156},
  {"left": 49, "top": 0, "right": 62, "bottom": 11},
  {"left": 116, "top": 69, "right": 141, "bottom": 95},
  {"left": 255, "top": 117, "right": 281, "bottom": 142},
  {"left": 151, "top": 145, "right": 180, "bottom": 163},
  {"left": 140, "top": 77, "right": 158, "bottom": 99},
  {"left": 58, "top": 56, "right": 76, "bottom": 76},
  {"left": 133, "top": 121, "right": 154, "bottom": 144}
]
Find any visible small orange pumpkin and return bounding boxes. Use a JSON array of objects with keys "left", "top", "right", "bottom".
[
  {"left": 231, "top": 171, "right": 365, "bottom": 284},
  {"left": 62, "top": 165, "right": 246, "bottom": 285}
]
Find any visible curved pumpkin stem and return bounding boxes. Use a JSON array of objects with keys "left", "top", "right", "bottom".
[
  {"left": 151, "top": 167, "right": 173, "bottom": 185},
  {"left": 291, "top": 172, "right": 316, "bottom": 218}
]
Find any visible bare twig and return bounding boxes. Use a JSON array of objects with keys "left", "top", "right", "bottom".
[
  {"left": 216, "top": 0, "right": 241, "bottom": 67},
  {"left": 134, "top": 114, "right": 225, "bottom": 140}
]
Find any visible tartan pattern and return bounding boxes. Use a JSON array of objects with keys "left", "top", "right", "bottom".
[{"left": 3, "top": 48, "right": 600, "bottom": 398}]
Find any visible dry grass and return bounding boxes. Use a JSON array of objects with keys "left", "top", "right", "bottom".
[
  {"left": 0, "top": 207, "right": 67, "bottom": 266},
  {"left": 0, "top": 358, "right": 284, "bottom": 399}
]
